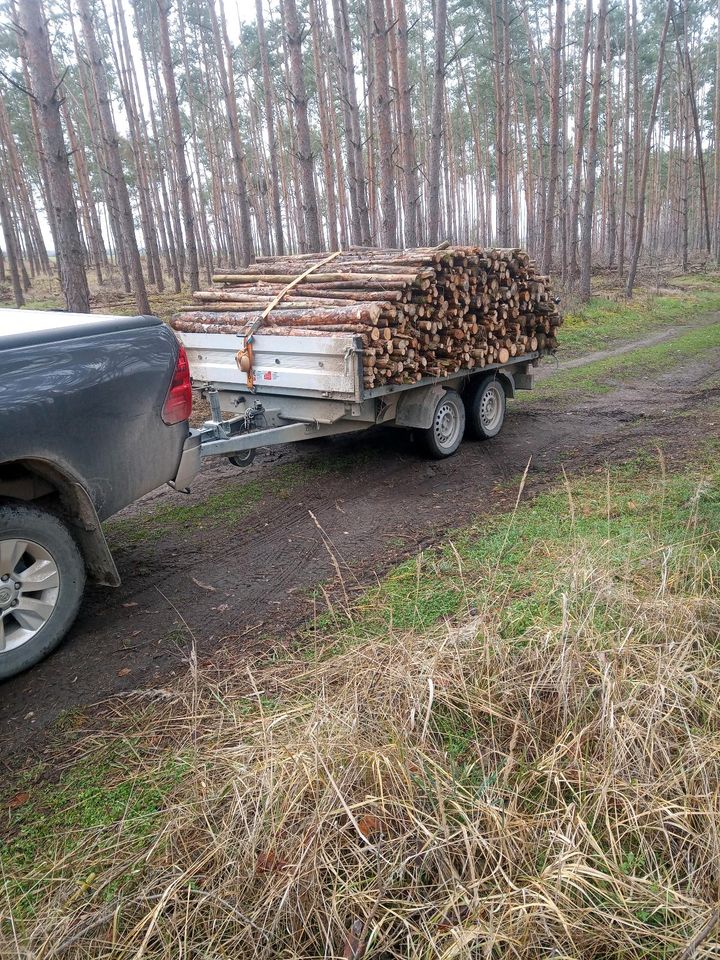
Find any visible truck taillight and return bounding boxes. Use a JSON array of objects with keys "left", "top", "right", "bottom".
[{"left": 162, "top": 343, "right": 192, "bottom": 425}]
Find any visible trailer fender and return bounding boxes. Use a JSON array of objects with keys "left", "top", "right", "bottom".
[
  {"left": 492, "top": 370, "right": 515, "bottom": 398},
  {"left": 395, "top": 383, "right": 447, "bottom": 430}
]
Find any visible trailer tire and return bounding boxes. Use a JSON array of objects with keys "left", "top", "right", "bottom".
[
  {"left": 0, "top": 502, "right": 85, "bottom": 680},
  {"left": 228, "top": 448, "right": 256, "bottom": 468},
  {"left": 421, "top": 389, "right": 465, "bottom": 459},
  {"left": 464, "top": 376, "right": 506, "bottom": 440}
]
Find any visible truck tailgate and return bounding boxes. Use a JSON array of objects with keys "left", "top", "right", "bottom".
[{"left": 177, "top": 330, "right": 361, "bottom": 400}]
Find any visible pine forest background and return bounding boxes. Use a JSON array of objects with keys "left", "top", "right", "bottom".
[{"left": 0, "top": 0, "right": 718, "bottom": 314}]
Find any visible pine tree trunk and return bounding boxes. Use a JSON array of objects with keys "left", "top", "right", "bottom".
[
  {"left": 76, "top": 0, "right": 150, "bottom": 313},
  {"left": 256, "top": 0, "right": 285, "bottom": 256},
  {"left": 427, "top": 0, "right": 448, "bottom": 244},
  {"left": 715, "top": 0, "right": 720, "bottom": 261},
  {"left": 309, "top": 0, "right": 340, "bottom": 249},
  {"left": 568, "top": 0, "right": 591, "bottom": 281},
  {"left": 133, "top": 1, "right": 181, "bottom": 291},
  {"left": 673, "top": 0, "right": 711, "bottom": 254},
  {"left": 112, "top": 0, "right": 164, "bottom": 290},
  {"left": 332, "top": 0, "right": 371, "bottom": 244},
  {"left": 500, "top": 0, "right": 511, "bottom": 244},
  {"left": 370, "top": 0, "right": 398, "bottom": 247},
  {"left": 579, "top": 0, "right": 607, "bottom": 302},
  {"left": 627, "top": 0, "right": 672, "bottom": 297},
  {"left": 605, "top": 27, "right": 617, "bottom": 267},
  {"left": 0, "top": 176, "right": 24, "bottom": 307},
  {"left": 156, "top": 0, "right": 198, "bottom": 292},
  {"left": 618, "top": 0, "right": 632, "bottom": 277},
  {"left": 394, "top": 0, "right": 420, "bottom": 247},
  {"left": 208, "top": 0, "right": 254, "bottom": 266},
  {"left": 542, "top": 0, "right": 564, "bottom": 276},
  {"left": 631, "top": 0, "right": 641, "bottom": 255},
  {"left": 19, "top": 0, "right": 90, "bottom": 311},
  {"left": 281, "top": 0, "right": 322, "bottom": 250}
]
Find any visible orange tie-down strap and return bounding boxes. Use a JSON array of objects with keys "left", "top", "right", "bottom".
[{"left": 236, "top": 250, "right": 342, "bottom": 391}]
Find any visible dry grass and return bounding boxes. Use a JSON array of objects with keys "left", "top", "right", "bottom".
[{"left": 3, "top": 472, "right": 720, "bottom": 959}]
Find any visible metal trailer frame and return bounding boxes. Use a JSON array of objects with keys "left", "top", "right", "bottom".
[{"left": 171, "top": 330, "right": 539, "bottom": 489}]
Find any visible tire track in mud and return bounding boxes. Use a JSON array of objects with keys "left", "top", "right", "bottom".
[{"left": 2, "top": 343, "right": 719, "bottom": 763}]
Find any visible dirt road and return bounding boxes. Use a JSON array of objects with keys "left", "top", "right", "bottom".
[{"left": 2, "top": 334, "right": 719, "bottom": 764}]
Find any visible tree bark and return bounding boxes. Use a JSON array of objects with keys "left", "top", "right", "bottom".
[
  {"left": 618, "top": 0, "right": 632, "bottom": 277},
  {"left": 579, "top": 0, "right": 607, "bottom": 302},
  {"left": 393, "top": 0, "right": 419, "bottom": 246},
  {"left": 672, "top": 0, "right": 711, "bottom": 254},
  {"left": 605, "top": 25, "right": 616, "bottom": 267},
  {"left": 715, "top": 0, "right": 720, "bottom": 260},
  {"left": 370, "top": 0, "right": 398, "bottom": 247},
  {"left": 19, "top": 0, "right": 90, "bottom": 311},
  {"left": 568, "top": 0, "right": 591, "bottom": 281},
  {"left": 427, "top": 0, "right": 447, "bottom": 244},
  {"left": 208, "top": 0, "right": 254, "bottom": 266},
  {"left": 627, "top": 0, "right": 672, "bottom": 298},
  {"left": 281, "top": 0, "right": 322, "bottom": 251},
  {"left": 542, "top": 0, "right": 564, "bottom": 276},
  {"left": 76, "top": 0, "right": 150, "bottom": 313},
  {"left": 156, "top": 0, "right": 199, "bottom": 293},
  {"left": 309, "top": 0, "right": 340, "bottom": 250},
  {"left": 0, "top": 175, "right": 24, "bottom": 307},
  {"left": 255, "top": 0, "right": 285, "bottom": 256}
]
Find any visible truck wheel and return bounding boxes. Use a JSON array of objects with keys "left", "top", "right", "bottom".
[
  {"left": 465, "top": 377, "right": 506, "bottom": 440},
  {"left": 421, "top": 389, "right": 466, "bottom": 459},
  {"left": 0, "top": 503, "right": 85, "bottom": 680}
]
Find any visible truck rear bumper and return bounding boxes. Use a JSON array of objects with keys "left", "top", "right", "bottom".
[{"left": 169, "top": 430, "right": 202, "bottom": 493}]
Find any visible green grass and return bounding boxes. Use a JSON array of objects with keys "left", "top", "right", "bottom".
[
  {"left": 309, "top": 446, "right": 720, "bottom": 650},
  {"left": 666, "top": 271, "right": 720, "bottom": 290},
  {"left": 106, "top": 446, "right": 379, "bottom": 546},
  {"left": 559, "top": 288, "right": 720, "bottom": 357},
  {"left": 533, "top": 316, "right": 720, "bottom": 399},
  {"left": 19, "top": 296, "right": 65, "bottom": 311},
  {"left": 1, "top": 740, "right": 188, "bottom": 919}
]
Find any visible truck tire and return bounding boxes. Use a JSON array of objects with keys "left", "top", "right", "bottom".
[
  {"left": 464, "top": 376, "right": 506, "bottom": 440},
  {"left": 0, "top": 503, "right": 85, "bottom": 680},
  {"left": 421, "top": 388, "right": 466, "bottom": 459}
]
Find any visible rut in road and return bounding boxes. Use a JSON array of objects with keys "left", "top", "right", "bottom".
[{"left": 1, "top": 346, "right": 719, "bottom": 763}]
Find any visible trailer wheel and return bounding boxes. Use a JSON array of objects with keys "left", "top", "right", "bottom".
[
  {"left": 0, "top": 502, "right": 85, "bottom": 680},
  {"left": 465, "top": 377, "right": 506, "bottom": 440},
  {"left": 228, "top": 448, "right": 256, "bottom": 468},
  {"left": 421, "top": 389, "right": 465, "bottom": 459}
]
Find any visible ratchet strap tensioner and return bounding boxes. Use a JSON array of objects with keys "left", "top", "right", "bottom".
[{"left": 235, "top": 250, "right": 342, "bottom": 392}]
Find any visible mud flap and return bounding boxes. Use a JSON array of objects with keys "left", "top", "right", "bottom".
[{"left": 395, "top": 383, "right": 447, "bottom": 430}]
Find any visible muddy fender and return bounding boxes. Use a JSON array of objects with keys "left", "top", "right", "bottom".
[{"left": 395, "top": 384, "right": 447, "bottom": 430}]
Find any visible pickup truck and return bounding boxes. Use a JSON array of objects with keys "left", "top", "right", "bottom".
[{"left": 0, "top": 310, "right": 198, "bottom": 680}]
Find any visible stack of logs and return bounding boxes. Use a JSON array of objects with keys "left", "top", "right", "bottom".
[{"left": 170, "top": 245, "right": 562, "bottom": 391}]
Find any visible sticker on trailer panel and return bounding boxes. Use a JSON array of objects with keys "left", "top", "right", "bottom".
[{"left": 263, "top": 370, "right": 272, "bottom": 381}]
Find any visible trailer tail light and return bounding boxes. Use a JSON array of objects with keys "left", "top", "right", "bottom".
[{"left": 162, "top": 343, "right": 192, "bottom": 424}]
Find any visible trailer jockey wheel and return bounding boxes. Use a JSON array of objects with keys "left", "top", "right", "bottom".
[{"left": 228, "top": 448, "right": 256, "bottom": 468}]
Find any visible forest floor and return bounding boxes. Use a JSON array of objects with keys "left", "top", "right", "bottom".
[{"left": 1, "top": 274, "right": 720, "bottom": 956}]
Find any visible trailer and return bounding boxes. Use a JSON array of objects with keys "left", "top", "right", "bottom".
[{"left": 172, "top": 328, "right": 538, "bottom": 490}]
